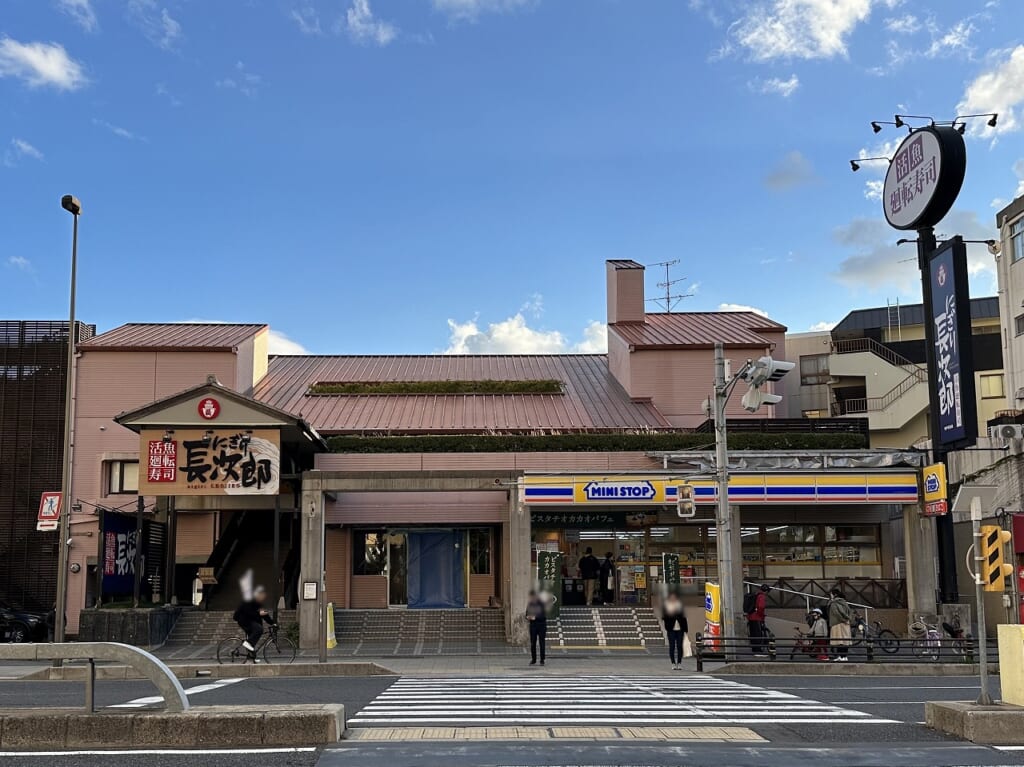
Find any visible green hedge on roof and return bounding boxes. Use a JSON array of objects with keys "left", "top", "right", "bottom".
[{"left": 326, "top": 432, "right": 867, "bottom": 454}]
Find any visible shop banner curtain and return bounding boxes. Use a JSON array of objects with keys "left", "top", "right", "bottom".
[{"left": 407, "top": 531, "right": 465, "bottom": 609}]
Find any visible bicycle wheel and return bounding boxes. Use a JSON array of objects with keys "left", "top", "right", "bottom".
[
  {"left": 263, "top": 634, "right": 297, "bottom": 664},
  {"left": 912, "top": 638, "right": 939, "bottom": 662},
  {"left": 216, "top": 636, "right": 245, "bottom": 664},
  {"left": 877, "top": 629, "right": 900, "bottom": 654}
]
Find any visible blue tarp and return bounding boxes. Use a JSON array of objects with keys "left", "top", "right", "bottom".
[{"left": 407, "top": 531, "right": 465, "bottom": 609}]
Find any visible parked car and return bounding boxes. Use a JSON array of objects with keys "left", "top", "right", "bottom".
[{"left": 0, "top": 601, "right": 48, "bottom": 643}]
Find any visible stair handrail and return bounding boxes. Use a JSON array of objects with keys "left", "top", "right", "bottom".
[
  {"left": 833, "top": 369, "right": 926, "bottom": 415},
  {"left": 743, "top": 580, "right": 871, "bottom": 622},
  {"left": 832, "top": 337, "right": 927, "bottom": 382},
  {"left": 203, "top": 510, "right": 249, "bottom": 603}
]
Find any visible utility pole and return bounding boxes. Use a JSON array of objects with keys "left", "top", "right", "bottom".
[
  {"left": 971, "top": 497, "right": 993, "bottom": 705},
  {"left": 713, "top": 343, "right": 737, "bottom": 645}
]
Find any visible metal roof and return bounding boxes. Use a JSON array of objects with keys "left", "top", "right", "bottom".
[
  {"left": 833, "top": 297, "right": 999, "bottom": 335},
  {"left": 607, "top": 259, "right": 645, "bottom": 270},
  {"left": 80, "top": 323, "right": 267, "bottom": 351},
  {"left": 610, "top": 312, "right": 786, "bottom": 349},
  {"left": 252, "top": 355, "right": 673, "bottom": 434}
]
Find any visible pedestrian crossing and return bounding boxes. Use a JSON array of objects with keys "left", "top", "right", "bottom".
[{"left": 348, "top": 675, "right": 896, "bottom": 727}]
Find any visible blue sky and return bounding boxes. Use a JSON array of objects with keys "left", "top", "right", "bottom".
[{"left": 2, "top": 0, "right": 1023, "bottom": 355}]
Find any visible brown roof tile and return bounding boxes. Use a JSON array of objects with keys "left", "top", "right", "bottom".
[
  {"left": 80, "top": 323, "right": 267, "bottom": 351},
  {"left": 611, "top": 312, "right": 786, "bottom": 349},
  {"left": 253, "top": 355, "right": 672, "bottom": 434}
]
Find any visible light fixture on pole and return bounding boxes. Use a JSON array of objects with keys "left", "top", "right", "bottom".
[
  {"left": 894, "top": 114, "right": 935, "bottom": 129},
  {"left": 849, "top": 157, "right": 890, "bottom": 172},
  {"left": 53, "top": 194, "right": 81, "bottom": 654},
  {"left": 712, "top": 345, "right": 793, "bottom": 653}
]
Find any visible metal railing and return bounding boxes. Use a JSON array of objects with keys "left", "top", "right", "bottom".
[
  {"left": 751, "top": 578, "right": 907, "bottom": 610},
  {"left": 744, "top": 580, "right": 873, "bottom": 616},
  {"left": 832, "top": 338, "right": 927, "bottom": 382},
  {"left": 693, "top": 632, "right": 994, "bottom": 672},
  {"left": 0, "top": 642, "right": 189, "bottom": 712},
  {"left": 831, "top": 372, "right": 925, "bottom": 416}
]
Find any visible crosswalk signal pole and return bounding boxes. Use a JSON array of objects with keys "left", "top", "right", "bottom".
[{"left": 713, "top": 344, "right": 738, "bottom": 654}]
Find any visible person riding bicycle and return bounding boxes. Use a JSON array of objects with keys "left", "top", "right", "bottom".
[{"left": 232, "top": 585, "right": 276, "bottom": 660}]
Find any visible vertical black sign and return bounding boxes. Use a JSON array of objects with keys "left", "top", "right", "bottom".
[{"left": 926, "top": 237, "right": 977, "bottom": 448}]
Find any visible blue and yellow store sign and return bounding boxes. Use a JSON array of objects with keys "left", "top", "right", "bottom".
[{"left": 524, "top": 473, "right": 919, "bottom": 506}]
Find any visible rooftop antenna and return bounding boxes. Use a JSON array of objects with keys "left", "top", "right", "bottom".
[{"left": 646, "top": 259, "right": 693, "bottom": 313}]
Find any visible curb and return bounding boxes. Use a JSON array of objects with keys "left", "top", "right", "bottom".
[
  {"left": 26, "top": 661, "right": 395, "bottom": 682},
  {"left": 714, "top": 661, "right": 998, "bottom": 676},
  {"left": 0, "top": 704, "right": 344, "bottom": 750}
]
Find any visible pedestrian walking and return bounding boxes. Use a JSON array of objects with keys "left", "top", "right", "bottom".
[
  {"left": 526, "top": 589, "right": 547, "bottom": 666},
  {"left": 743, "top": 584, "right": 770, "bottom": 656},
  {"left": 599, "top": 552, "right": 616, "bottom": 605},
  {"left": 578, "top": 547, "right": 601, "bottom": 606},
  {"left": 827, "top": 588, "right": 852, "bottom": 662},
  {"left": 662, "top": 591, "right": 688, "bottom": 670},
  {"left": 808, "top": 608, "right": 829, "bottom": 661}
]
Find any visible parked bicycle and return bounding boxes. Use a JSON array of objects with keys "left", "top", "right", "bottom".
[
  {"left": 850, "top": 611, "right": 900, "bottom": 654},
  {"left": 216, "top": 623, "right": 297, "bottom": 664},
  {"left": 909, "top": 618, "right": 967, "bottom": 661}
]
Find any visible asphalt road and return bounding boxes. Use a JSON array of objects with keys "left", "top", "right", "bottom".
[{"left": 0, "top": 672, "right": 1018, "bottom": 767}]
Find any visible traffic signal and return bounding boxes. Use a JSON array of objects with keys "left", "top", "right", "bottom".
[
  {"left": 739, "top": 356, "right": 794, "bottom": 413},
  {"left": 676, "top": 484, "right": 695, "bottom": 518},
  {"left": 979, "top": 524, "right": 1014, "bottom": 592}
]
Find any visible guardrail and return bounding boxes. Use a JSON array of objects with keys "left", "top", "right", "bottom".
[
  {"left": 0, "top": 642, "right": 189, "bottom": 713},
  {"left": 692, "top": 632, "right": 995, "bottom": 672}
]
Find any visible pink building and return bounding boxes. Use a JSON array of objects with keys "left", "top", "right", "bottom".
[{"left": 62, "top": 260, "right": 919, "bottom": 647}]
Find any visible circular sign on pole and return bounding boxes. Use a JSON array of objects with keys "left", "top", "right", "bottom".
[
  {"left": 882, "top": 126, "right": 966, "bottom": 231},
  {"left": 198, "top": 397, "right": 221, "bottom": 420}
]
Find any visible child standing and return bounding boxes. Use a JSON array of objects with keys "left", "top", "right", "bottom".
[{"left": 809, "top": 608, "right": 829, "bottom": 661}]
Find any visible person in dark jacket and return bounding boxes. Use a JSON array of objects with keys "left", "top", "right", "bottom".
[
  {"left": 599, "top": 552, "right": 615, "bottom": 605},
  {"left": 579, "top": 548, "right": 601, "bottom": 606},
  {"left": 233, "top": 585, "right": 275, "bottom": 660},
  {"left": 526, "top": 590, "right": 547, "bottom": 665},
  {"left": 662, "top": 591, "right": 689, "bottom": 670},
  {"left": 746, "top": 584, "right": 770, "bottom": 656}
]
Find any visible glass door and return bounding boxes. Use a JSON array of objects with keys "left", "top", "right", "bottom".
[{"left": 387, "top": 531, "right": 408, "bottom": 607}]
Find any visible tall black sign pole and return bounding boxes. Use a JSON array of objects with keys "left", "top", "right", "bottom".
[{"left": 882, "top": 125, "right": 973, "bottom": 605}]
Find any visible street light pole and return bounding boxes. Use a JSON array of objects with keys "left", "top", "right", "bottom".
[
  {"left": 713, "top": 343, "right": 738, "bottom": 647},
  {"left": 54, "top": 195, "right": 82, "bottom": 651}
]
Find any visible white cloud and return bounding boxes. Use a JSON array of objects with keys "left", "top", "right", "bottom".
[
  {"left": 750, "top": 74, "right": 800, "bottom": 97},
  {"left": 93, "top": 118, "right": 141, "bottom": 141},
  {"left": 731, "top": 0, "right": 873, "bottom": 61},
  {"left": 155, "top": 82, "right": 181, "bottom": 107},
  {"left": 6, "top": 256, "right": 32, "bottom": 271},
  {"left": 718, "top": 303, "right": 769, "bottom": 317},
  {"left": 884, "top": 13, "right": 919, "bottom": 34},
  {"left": 216, "top": 61, "right": 261, "bottom": 97},
  {"left": 444, "top": 312, "right": 607, "bottom": 354},
  {"left": 127, "top": 0, "right": 182, "bottom": 51},
  {"left": 0, "top": 37, "right": 87, "bottom": 90},
  {"left": 4, "top": 138, "right": 44, "bottom": 166},
  {"left": 833, "top": 210, "right": 997, "bottom": 294},
  {"left": 432, "top": 0, "right": 533, "bottom": 21},
  {"left": 809, "top": 321, "right": 837, "bottom": 331},
  {"left": 958, "top": 45, "right": 1024, "bottom": 137},
  {"left": 764, "top": 150, "right": 817, "bottom": 190},
  {"left": 291, "top": 5, "right": 323, "bottom": 35},
  {"left": 267, "top": 329, "right": 309, "bottom": 355},
  {"left": 924, "top": 18, "right": 975, "bottom": 58},
  {"left": 345, "top": 0, "right": 397, "bottom": 46},
  {"left": 864, "top": 179, "right": 884, "bottom": 201},
  {"left": 57, "top": 0, "right": 98, "bottom": 32}
]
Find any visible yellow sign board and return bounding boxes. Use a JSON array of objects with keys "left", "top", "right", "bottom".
[
  {"left": 704, "top": 582, "right": 721, "bottom": 651},
  {"left": 922, "top": 462, "right": 948, "bottom": 517}
]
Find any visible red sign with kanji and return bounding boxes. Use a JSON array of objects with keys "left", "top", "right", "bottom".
[
  {"left": 198, "top": 397, "right": 221, "bottom": 420},
  {"left": 147, "top": 440, "right": 178, "bottom": 483},
  {"left": 37, "top": 491, "right": 62, "bottom": 532}
]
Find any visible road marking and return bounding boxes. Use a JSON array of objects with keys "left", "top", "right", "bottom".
[
  {"left": 0, "top": 747, "right": 316, "bottom": 756},
  {"left": 108, "top": 677, "right": 246, "bottom": 708},
  {"left": 350, "top": 675, "right": 896, "bottom": 727}
]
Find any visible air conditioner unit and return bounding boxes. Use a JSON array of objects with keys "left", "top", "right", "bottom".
[
  {"left": 1016, "top": 387, "right": 1024, "bottom": 401},
  {"left": 989, "top": 424, "right": 1024, "bottom": 440}
]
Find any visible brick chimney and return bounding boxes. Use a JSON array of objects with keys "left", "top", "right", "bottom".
[{"left": 606, "top": 260, "right": 646, "bottom": 324}]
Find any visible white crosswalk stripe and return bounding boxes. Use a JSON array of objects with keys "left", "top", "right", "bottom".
[{"left": 348, "top": 675, "right": 896, "bottom": 726}]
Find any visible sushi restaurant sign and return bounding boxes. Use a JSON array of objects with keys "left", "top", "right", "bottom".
[{"left": 138, "top": 428, "right": 280, "bottom": 496}]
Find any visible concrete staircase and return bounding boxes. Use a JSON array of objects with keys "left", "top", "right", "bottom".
[
  {"left": 333, "top": 609, "right": 506, "bottom": 644},
  {"left": 163, "top": 609, "right": 297, "bottom": 647},
  {"left": 207, "top": 539, "right": 285, "bottom": 610},
  {"left": 551, "top": 607, "right": 665, "bottom": 647}
]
